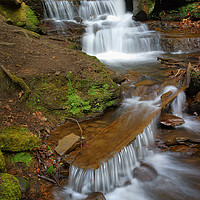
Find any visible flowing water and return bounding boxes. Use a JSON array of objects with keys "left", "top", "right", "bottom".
[{"left": 42, "top": 0, "right": 200, "bottom": 199}]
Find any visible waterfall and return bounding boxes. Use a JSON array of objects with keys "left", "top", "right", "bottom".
[
  {"left": 43, "top": 0, "right": 76, "bottom": 21},
  {"left": 43, "top": 0, "right": 161, "bottom": 58},
  {"left": 68, "top": 120, "right": 155, "bottom": 194},
  {"left": 81, "top": 0, "right": 161, "bottom": 57}
]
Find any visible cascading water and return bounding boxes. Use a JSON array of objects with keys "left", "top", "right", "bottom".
[
  {"left": 68, "top": 120, "right": 155, "bottom": 194},
  {"left": 43, "top": 0, "right": 161, "bottom": 60},
  {"left": 63, "top": 86, "right": 200, "bottom": 200}
]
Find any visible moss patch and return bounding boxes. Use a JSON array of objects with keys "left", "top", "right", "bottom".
[
  {"left": 10, "top": 152, "right": 32, "bottom": 167},
  {"left": 0, "top": 2, "right": 39, "bottom": 32},
  {"left": 160, "top": 2, "right": 200, "bottom": 20},
  {"left": 0, "top": 173, "right": 21, "bottom": 200},
  {"left": 0, "top": 126, "right": 40, "bottom": 152},
  {"left": 26, "top": 64, "right": 121, "bottom": 120},
  {"left": 0, "top": 151, "right": 6, "bottom": 172}
]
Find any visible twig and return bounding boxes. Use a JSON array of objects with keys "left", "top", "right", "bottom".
[
  {"left": 64, "top": 117, "right": 83, "bottom": 151},
  {"left": 38, "top": 174, "right": 57, "bottom": 184},
  {"left": 52, "top": 174, "right": 63, "bottom": 188}
]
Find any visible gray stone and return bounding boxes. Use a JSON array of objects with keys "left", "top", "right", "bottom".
[{"left": 55, "top": 133, "right": 80, "bottom": 156}]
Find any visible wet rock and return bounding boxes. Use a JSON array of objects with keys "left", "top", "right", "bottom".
[
  {"left": 188, "top": 92, "right": 200, "bottom": 115},
  {"left": 74, "top": 16, "right": 83, "bottom": 24},
  {"left": 133, "top": 10, "right": 148, "bottom": 21},
  {"left": 85, "top": 192, "right": 106, "bottom": 200},
  {"left": 55, "top": 133, "right": 80, "bottom": 156},
  {"left": 160, "top": 112, "right": 185, "bottom": 127},
  {"left": 170, "top": 145, "right": 197, "bottom": 154},
  {"left": 133, "top": 163, "right": 157, "bottom": 182},
  {"left": 15, "top": 176, "right": 30, "bottom": 193},
  {"left": 160, "top": 36, "right": 200, "bottom": 53},
  {"left": 0, "top": 0, "right": 22, "bottom": 6}
]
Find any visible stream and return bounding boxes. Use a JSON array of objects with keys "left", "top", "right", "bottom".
[{"left": 43, "top": 0, "right": 200, "bottom": 199}]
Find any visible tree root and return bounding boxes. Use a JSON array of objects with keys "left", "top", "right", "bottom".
[{"left": 0, "top": 65, "right": 31, "bottom": 100}]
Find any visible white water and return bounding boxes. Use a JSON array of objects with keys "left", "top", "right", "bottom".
[
  {"left": 171, "top": 91, "right": 200, "bottom": 133},
  {"left": 43, "top": 0, "right": 162, "bottom": 62},
  {"left": 62, "top": 86, "right": 200, "bottom": 199}
]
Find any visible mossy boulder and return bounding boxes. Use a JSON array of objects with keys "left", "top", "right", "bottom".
[
  {"left": 0, "top": 126, "right": 40, "bottom": 152},
  {"left": 133, "top": 0, "right": 156, "bottom": 17},
  {"left": 0, "top": 151, "right": 6, "bottom": 172},
  {"left": 0, "top": 2, "right": 40, "bottom": 32},
  {"left": 26, "top": 62, "right": 121, "bottom": 121},
  {"left": 0, "top": 173, "right": 21, "bottom": 200}
]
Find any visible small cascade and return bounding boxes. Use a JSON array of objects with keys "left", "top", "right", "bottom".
[
  {"left": 171, "top": 91, "right": 186, "bottom": 117},
  {"left": 78, "top": 0, "right": 125, "bottom": 20},
  {"left": 68, "top": 120, "right": 155, "bottom": 193},
  {"left": 82, "top": 14, "right": 161, "bottom": 56},
  {"left": 43, "top": 0, "right": 76, "bottom": 21}
]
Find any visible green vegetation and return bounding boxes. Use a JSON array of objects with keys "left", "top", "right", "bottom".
[
  {"left": 10, "top": 152, "right": 33, "bottom": 167},
  {"left": 0, "top": 2, "right": 40, "bottom": 32},
  {"left": 0, "top": 151, "right": 6, "bottom": 172},
  {"left": 0, "top": 173, "right": 21, "bottom": 200},
  {"left": 191, "top": 71, "right": 200, "bottom": 87},
  {"left": 27, "top": 64, "right": 121, "bottom": 120},
  {"left": 0, "top": 126, "right": 40, "bottom": 152}
]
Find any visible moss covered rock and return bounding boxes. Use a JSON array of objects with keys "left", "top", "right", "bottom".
[
  {"left": 0, "top": 126, "right": 40, "bottom": 152},
  {"left": 133, "top": 0, "right": 156, "bottom": 17},
  {"left": 27, "top": 62, "right": 121, "bottom": 120},
  {"left": 0, "top": 151, "right": 6, "bottom": 172},
  {"left": 0, "top": 173, "right": 21, "bottom": 200},
  {"left": 0, "top": 2, "right": 40, "bottom": 32}
]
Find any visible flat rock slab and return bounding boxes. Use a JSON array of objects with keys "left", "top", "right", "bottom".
[
  {"left": 72, "top": 85, "right": 188, "bottom": 170},
  {"left": 160, "top": 112, "right": 185, "bottom": 127},
  {"left": 55, "top": 133, "right": 80, "bottom": 156}
]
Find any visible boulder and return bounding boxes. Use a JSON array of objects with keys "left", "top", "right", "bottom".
[
  {"left": 0, "top": 0, "right": 22, "bottom": 6},
  {"left": 160, "top": 112, "right": 185, "bottom": 127},
  {"left": 55, "top": 133, "right": 80, "bottom": 156},
  {"left": 0, "top": 173, "right": 21, "bottom": 200},
  {"left": 188, "top": 91, "right": 200, "bottom": 115},
  {"left": 0, "top": 150, "right": 6, "bottom": 172},
  {"left": 0, "top": 2, "right": 40, "bottom": 32},
  {"left": 85, "top": 192, "right": 106, "bottom": 200},
  {"left": 134, "top": 10, "right": 148, "bottom": 21},
  {"left": 133, "top": 163, "right": 157, "bottom": 182},
  {"left": 0, "top": 126, "right": 40, "bottom": 152},
  {"left": 15, "top": 176, "right": 30, "bottom": 193}
]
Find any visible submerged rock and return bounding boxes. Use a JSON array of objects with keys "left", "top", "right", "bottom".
[
  {"left": 55, "top": 133, "right": 80, "bottom": 156},
  {"left": 0, "top": 126, "right": 40, "bottom": 152},
  {"left": 0, "top": 173, "right": 21, "bottom": 200},
  {"left": 133, "top": 163, "right": 157, "bottom": 182},
  {"left": 85, "top": 192, "right": 106, "bottom": 200},
  {"left": 160, "top": 112, "right": 185, "bottom": 127}
]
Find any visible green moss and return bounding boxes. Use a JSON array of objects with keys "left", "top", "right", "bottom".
[
  {"left": 0, "top": 3, "right": 26, "bottom": 25},
  {"left": 10, "top": 152, "right": 32, "bottom": 167},
  {"left": 0, "top": 151, "right": 6, "bottom": 172},
  {"left": 191, "top": 71, "right": 200, "bottom": 87},
  {"left": 0, "top": 126, "right": 40, "bottom": 152},
  {"left": 0, "top": 173, "right": 21, "bottom": 200},
  {"left": 24, "top": 5, "right": 39, "bottom": 32},
  {"left": 26, "top": 64, "right": 121, "bottom": 120},
  {"left": 0, "top": 3, "right": 40, "bottom": 32}
]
